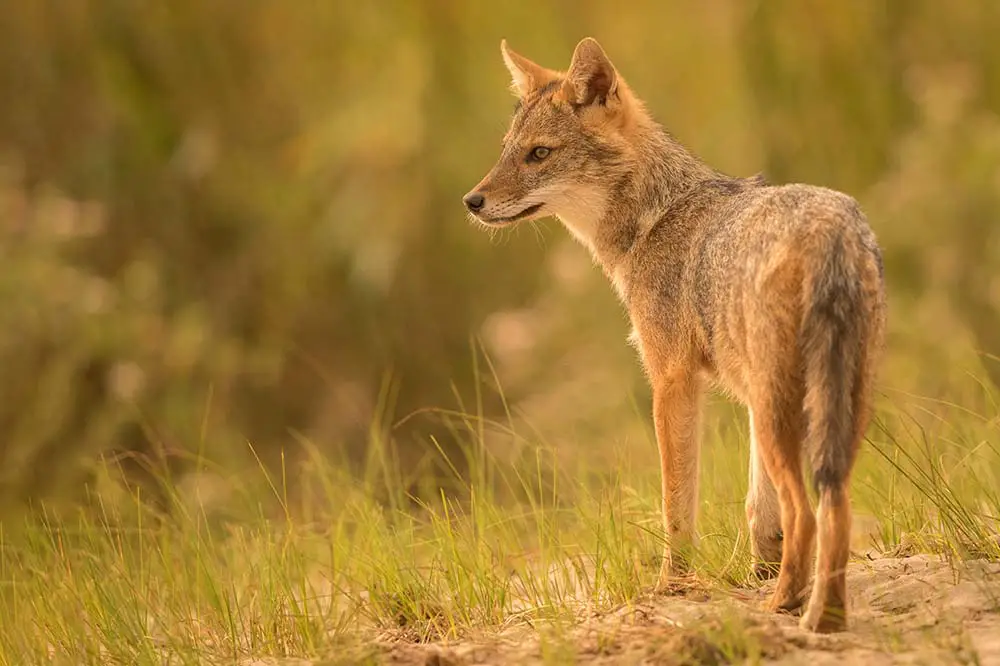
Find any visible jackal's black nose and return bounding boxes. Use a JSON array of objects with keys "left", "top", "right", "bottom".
[{"left": 463, "top": 192, "right": 485, "bottom": 212}]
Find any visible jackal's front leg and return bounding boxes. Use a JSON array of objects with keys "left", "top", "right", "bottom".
[{"left": 652, "top": 371, "right": 702, "bottom": 591}]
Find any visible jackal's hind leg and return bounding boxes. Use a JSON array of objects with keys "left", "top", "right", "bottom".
[
  {"left": 746, "top": 408, "right": 783, "bottom": 581},
  {"left": 750, "top": 396, "right": 814, "bottom": 614}
]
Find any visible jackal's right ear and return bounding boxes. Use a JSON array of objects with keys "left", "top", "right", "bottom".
[
  {"left": 501, "top": 39, "right": 557, "bottom": 98},
  {"left": 562, "top": 37, "right": 619, "bottom": 107}
]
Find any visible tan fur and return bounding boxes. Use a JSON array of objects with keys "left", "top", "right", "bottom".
[{"left": 464, "top": 38, "right": 888, "bottom": 634}]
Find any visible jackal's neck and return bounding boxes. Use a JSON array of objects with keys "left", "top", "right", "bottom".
[
  {"left": 632, "top": 128, "right": 721, "bottom": 214},
  {"left": 586, "top": 125, "right": 719, "bottom": 286}
]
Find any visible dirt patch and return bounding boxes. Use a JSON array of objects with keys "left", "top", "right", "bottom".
[{"left": 354, "top": 555, "right": 1000, "bottom": 665}]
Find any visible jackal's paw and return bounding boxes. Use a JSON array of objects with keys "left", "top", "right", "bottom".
[
  {"left": 655, "top": 574, "right": 694, "bottom": 596},
  {"left": 765, "top": 588, "right": 806, "bottom": 616},
  {"left": 749, "top": 530, "right": 782, "bottom": 582},
  {"left": 799, "top": 603, "right": 847, "bottom": 633},
  {"left": 655, "top": 572, "right": 710, "bottom": 600},
  {"left": 655, "top": 560, "right": 697, "bottom": 596},
  {"left": 656, "top": 550, "right": 692, "bottom": 585},
  {"left": 750, "top": 560, "right": 781, "bottom": 582}
]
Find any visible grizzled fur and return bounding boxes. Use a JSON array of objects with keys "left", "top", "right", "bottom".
[{"left": 464, "top": 38, "right": 887, "bottom": 634}]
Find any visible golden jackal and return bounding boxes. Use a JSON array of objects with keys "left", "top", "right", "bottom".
[{"left": 463, "top": 38, "right": 886, "bottom": 633}]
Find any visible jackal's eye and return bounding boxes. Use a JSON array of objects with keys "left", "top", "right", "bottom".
[{"left": 527, "top": 146, "right": 551, "bottom": 162}]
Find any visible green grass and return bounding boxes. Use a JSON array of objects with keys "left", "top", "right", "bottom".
[{"left": 0, "top": 379, "right": 998, "bottom": 664}]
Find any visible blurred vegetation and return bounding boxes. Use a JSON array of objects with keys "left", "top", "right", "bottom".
[{"left": 0, "top": 1, "right": 998, "bottom": 509}]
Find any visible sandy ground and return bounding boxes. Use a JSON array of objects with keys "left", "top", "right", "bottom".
[{"left": 355, "top": 554, "right": 1000, "bottom": 666}]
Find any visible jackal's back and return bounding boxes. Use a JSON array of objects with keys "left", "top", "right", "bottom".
[{"left": 627, "top": 179, "right": 886, "bottom": 404}]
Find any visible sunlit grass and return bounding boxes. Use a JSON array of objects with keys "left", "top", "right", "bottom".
[{"left": 0, "top": 377, "right": 997, "bottom": 664}]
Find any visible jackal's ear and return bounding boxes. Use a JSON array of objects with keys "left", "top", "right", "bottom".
[
  {"left": 562, "top": 37, "right": 618, "bottom": 107},
  {"left": 501, "top": 39, "right": 557, "bottom": 98}
]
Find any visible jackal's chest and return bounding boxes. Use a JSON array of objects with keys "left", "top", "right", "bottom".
[
  {"left": 624, "top": 320, "right": 681, "bottom": 377},
  {"left": 626, "top": 327, "right": 645, "bottom": 366}
]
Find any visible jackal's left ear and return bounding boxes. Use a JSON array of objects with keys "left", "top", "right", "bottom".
[
  {"left": 501, "top": 39, "right": 558, "bottom": 98},
  {"left": 562, "top": 38, "right": 618, "bottom": 107}
]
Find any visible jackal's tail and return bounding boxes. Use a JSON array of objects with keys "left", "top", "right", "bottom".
[{"left": 801, "top": 235, "right": 875, "bottom": 495}]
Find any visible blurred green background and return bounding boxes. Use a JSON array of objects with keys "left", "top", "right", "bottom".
[{"left": 1, "top": 1, "right": 998, "bottom": 508}]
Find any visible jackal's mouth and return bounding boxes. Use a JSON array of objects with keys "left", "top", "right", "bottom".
[{"left": 478, "top": 203, "right": 544, "bottom": 225}]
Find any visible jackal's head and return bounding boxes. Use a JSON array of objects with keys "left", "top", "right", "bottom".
[{"left": 463, "top": 38, "right": 643, "bottom": 241}]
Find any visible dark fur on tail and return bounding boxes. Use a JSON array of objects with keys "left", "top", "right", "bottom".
[{"left": 801, "top": 235, "right": 867, "bottom": 494}]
